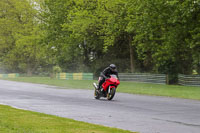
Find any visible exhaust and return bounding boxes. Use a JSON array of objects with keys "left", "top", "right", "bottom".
[{"left": 93, "top": 83, "right": 98, "bottom": 89}]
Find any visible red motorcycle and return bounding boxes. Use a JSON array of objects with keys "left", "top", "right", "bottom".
[{"left": 93, "top": 74, "right": 120, "bottom": 100}]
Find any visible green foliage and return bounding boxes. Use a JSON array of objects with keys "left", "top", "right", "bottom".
[
  {"left": 53, "top": 65, "right": 62, "bottom": 74},
  {"left": 125, "top": 0, "right": 200, "bottom": 82},
  {"left": 0, "top": 0, "right": 49, "bottom": 75},
  {"left": 1, "top": 0, "right": 200, "bottom": 83}
]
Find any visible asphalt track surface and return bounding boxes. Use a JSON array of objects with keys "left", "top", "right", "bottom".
[{"left": 0, "top": 80, "right": 200, "bottom": 133}]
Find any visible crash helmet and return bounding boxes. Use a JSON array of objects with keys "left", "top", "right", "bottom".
[{"left": 109, "top": 64, "right": 116, "bottom": 70}]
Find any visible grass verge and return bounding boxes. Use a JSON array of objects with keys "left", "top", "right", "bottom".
[
  {"left": 2, "top": 77, "right": 200, "bottom": 100},
  {"left": 0, "top": 105, "right": 135, "bottom": 133}
]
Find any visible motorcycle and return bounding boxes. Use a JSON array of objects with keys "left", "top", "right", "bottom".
[{"left": 93, "top": 74, "right": 120, "bottom": 100}]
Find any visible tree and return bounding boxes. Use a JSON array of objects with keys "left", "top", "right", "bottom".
[
  {"left": 35, "top": 0, "right": 200, "bottom": 81},
  {"left": 97, "top": 0, "right": 138, "bottom": 72},
  {"left": 0, "top": 0, "right": 48, "bottom": 75},
  {"left": 126, "top": 0, "right": 200, "bottom": 82}
]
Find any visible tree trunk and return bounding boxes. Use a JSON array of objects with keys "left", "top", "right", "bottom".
[
  {"left": 129, "top": 35, "right": 135, "bottom": 73},
  {"left": 27, "top": 67, "right": 32, "bottom": 76},
  {"left": 27, "top": 61, "right": 37, "bottom": 77},
  {"left": 83, "top": 38, "right": 90, "bottom": 67}
]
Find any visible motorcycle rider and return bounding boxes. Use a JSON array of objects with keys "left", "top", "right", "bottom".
[{"left": 98, "top": 64, "right": 119, "bottom": 91}]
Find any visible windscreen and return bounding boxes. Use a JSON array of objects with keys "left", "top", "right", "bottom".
[{"left": 110, "top": 74, "right": 117, "bottom": 79}]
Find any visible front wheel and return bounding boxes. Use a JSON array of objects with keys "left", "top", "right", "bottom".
[{"left": 107, "top": 87, "right": 116, "bottom": 100}]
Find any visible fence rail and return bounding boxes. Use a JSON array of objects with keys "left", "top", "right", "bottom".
[
  {"left": 56, "top": 73, "right": 93, "bottom": 80},
  {"left": 178, "top": 74, "right": 200, "bottom": 86},
  {"left": 119, "top": 73, "right": 166, "bottom": 84},
  {"left": 0, "top": 73, "right": 19, "bottom": 78}
]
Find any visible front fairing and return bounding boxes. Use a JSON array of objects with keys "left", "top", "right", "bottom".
[{"left": 102, "top": 75, "right": 120, "bottom": 91}]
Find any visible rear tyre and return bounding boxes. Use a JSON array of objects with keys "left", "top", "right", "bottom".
[
  {"left": 107, "top": 87, "right": 116, "bottom": 100},
  {"left": 93, "top": 83, "right": 100, "bottom": 99},
  {"left": 94, "top": 89, "right": 100, "bottom": 99}
]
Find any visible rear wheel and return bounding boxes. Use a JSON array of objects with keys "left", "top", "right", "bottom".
[
  {"left": 107, "top": 87, "right": 116, "bottom": 100},
  {"left": 93, "top": 83, "right": 100, "bottom": 99},
  {"left": 94, "top": 89, "right": 100, "bottom": 99}
]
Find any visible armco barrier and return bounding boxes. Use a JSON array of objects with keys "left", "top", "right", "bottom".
[
  {"left": 83, "top": 73, "right": 93, "bottom": 80},
  {"left": 0, "top": 73, "right": 19, "bottom": 78},
  {"left": 73, "top": 73, "right": 82, "bottom": 80},
  {"left": 56, "top": 73, "right": 93, "bottom": 80},
  {"left": 119, "top": 73, "right": 166, "bottom": 84},
  {"left": 0, "top": 74, "right": 7, "bottom": 78},
  {"left": 178, "top": 74, "right": 200, "bottom": 86}
]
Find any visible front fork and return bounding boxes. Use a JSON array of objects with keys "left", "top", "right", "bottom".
[
  {"left": 108, "top": 86, "right": 116, "bottom": 93},
  {"left": 108, "top": 86, "right": 111, "bottom": 94}
]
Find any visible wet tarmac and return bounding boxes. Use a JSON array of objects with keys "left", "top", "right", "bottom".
[{"left": 0, "top": 79, "right": 200, "bottom": 133}]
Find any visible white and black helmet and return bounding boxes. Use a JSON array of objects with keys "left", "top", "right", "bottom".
[{"left": 109, "top": 64, "right": 116, "bottom": 69}]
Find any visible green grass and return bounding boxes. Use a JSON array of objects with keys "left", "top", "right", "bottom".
[
  {"left": 2, "top": 77, "right": 200, "bottom": 100},
  {"left": 119, "top": 81, "right": 200, "bottom": 100},
  {"left": 0, "top": 105, "right": 135, "bottom": 133},
  {"left": 3, "top": 77, "right": 92, "bottom": 89}
]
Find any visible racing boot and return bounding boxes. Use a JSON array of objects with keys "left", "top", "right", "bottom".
[{"left": 97, "top": 85, "right": 101, "bottom": 91}]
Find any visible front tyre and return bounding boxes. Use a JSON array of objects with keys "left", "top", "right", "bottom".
[{"left": 107, "top": 87, "right": 116, "bottom": 100}]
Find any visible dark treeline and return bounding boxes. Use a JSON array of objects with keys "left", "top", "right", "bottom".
[{"left": 0, "top": 0, "right": 200, "bottom": 83}]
